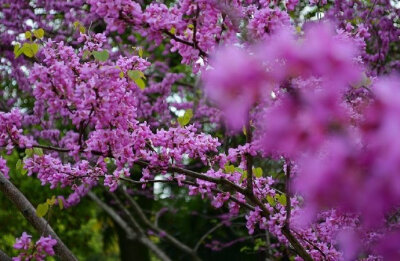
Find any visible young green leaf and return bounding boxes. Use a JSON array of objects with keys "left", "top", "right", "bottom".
[
  {"left": 134, "top": 78, "right": 146, "bottom": 90},
  {"left": 36, "top": 203, "right": 49, "bottom": 218},
  {"left": 276, "top": 194, "right": 287, "bottom": 206},
  {"left": 82, "top": 50, "right": 91, "bottom": 60},
  {"left": 253, "top": 167, "right": 263, "bottom": 178},
  {"left": 13, "top": 43, "right": 21, "bottom": 56},
  {"left": 25, "top": 148, "right": 33, "bottom": 157},
  {"left": 16, "top": 159, "right": 22, "bottom": 170},
  {"left": 33, "top": 147, "right": 43, "bottom": 156},
  {"left": 33, "top": 28, "right": 45, "bottom": 39},
  {"left": 73, "top": 21, "right": 80, "bottom": 29},
  {"left": 178, "top": 109, "right": 193, "bottom": 126},
  {"left": 79, "top": 25, "right": 86, "bottom": 33},
  {"left": 21, "top": 43, "right": 34, "bottom": 57},
  {"left": 92, "top": 50, "right": 109, "bottom": 61},
  {"left": 137, "top": 47, "right": 143, "bottom": 57},
  {"left": 16, "top": 159, "right": 27, "bottom": 175},
  {"left": 266, "top": 195, "right": 276, "bottom": 207},
  {"left": 46, "top": 196, "right": 56, "bottom": 206},
  {"left": 224, "top": 164, "right": 235, "bottom": 174},
  {"left": 25, "top": 31, "right": 32, "bottom": 40},
  {"left": 58, "top": 198, "right": 64, "bottom": 210},
  {"left": 127, "top": 70, "right": 145, "bottom": 80},
  {"left": 30, "top": 43, "right": 39, "bottom": 55}
]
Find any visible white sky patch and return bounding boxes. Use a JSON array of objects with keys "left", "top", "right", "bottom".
[{"left": 154, "top": 174, "right": 172, "bottom": 199}]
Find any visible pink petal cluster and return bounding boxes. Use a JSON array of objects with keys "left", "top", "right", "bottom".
[{"left": 13, "top": 232, "right": 57, "bottom": 261}]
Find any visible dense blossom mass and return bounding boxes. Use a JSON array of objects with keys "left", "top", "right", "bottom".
[{"left": 1, "top": 0, "right": 400, "bottom": 260}]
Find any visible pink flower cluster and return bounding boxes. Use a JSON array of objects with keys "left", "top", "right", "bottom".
[{"left": 13, "top": 232, "right": 57, "bottom": 261}]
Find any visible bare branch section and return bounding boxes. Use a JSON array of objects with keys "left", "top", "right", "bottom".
[
  {"left": 120, "top": 187, "right": 201, "bottom": 261},
  {"left": 0, "top": 172, "right": 77, "bottom": 261},
  {"left": 87, "top": 191, "right": 137, "bottom": 240},
  {"left": 106, "top": 192, "right": 172, "bottom": 261},
  {"left": 89, "top": 191, "right": 172, "bottom": 261},
  {"left": 0, "top": 248, "right": 12, "bottom": 261}
]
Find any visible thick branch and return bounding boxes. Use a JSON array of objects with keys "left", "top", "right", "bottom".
[
  {"left": 0, "top": 172, "right": 77, "bottom": 261},
  {"left": 282, "top": 226, "right": 313, "bottom": 261},
  {"left": 0, "top": 248, "right": 12, "bottom": 261}
]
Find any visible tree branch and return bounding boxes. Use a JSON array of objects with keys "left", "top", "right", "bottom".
[
  {"left": 110, "top": 192, "right": 173, "bottom": 261},
  {"left": 245, "top": 122, "right": 253, "bottom": 193},
  {"left": 106, "top": 191, "right": 172, "bottom": 261},
  {"left": 87, "top": 191, "right": 137, "bottom": 240},
  {"left": 0, "top": 248, "right": 12, "bottom": 261},
  {"left": 194, "top": 221, "right": 226, "bottom": 252},
  {"left": 120, "top": 187, "right": 201, "bottom": 261},
  {"left": 0, "top": 172, "right": 77, "bottom": 261},
  {"left": 281, "top": 162, "right": 314, "bottom": 261},
  {"left": 20, "top": 144, "right": 314, "bottom": 261}
]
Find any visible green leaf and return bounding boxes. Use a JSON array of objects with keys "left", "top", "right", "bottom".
[
  {"left": 30, "top": 43, "right": 39, "bottom": 55},
  {"left": 127, "top": 70, "right": 145, "bottom": 80},
  {"left": 224, "top": 164, "right": 235, "bottom": 174},
  {"left": 73, "top": 20, "right": 86, "bottom": 33},
  {"left": 254, "top": 238, "right": 266, "bottom": 251},
  {"left": 33, "top": 147, "right": 43, "bottom": 156},
  {"left": 36, "top": 203, "right": 49, "bottom": 218},
  {"left": 25, "top": 148, "right": 33, "bottom": 157},
  {"left": 73, "top": 21, "right": 80, "bottom": 29},
  {"left": 240, "top": 246, "right": 251, "bottom": 253},
  {"left": 21, "top": 43, "right": 34, "bottom": 57},
  {"left": 58, "top": 198, "right": 64, "bottom": 210},
  {"left": 15, "top": 46, "right": 24, "bottom": 58},
  {"left": 16, "top": 159, "right": 27, "bottom": 175},
  {"left": 46, "top": 196, "right": 56, "bottom": 206},
  {"left": 16, "top": 159, "right": 22, "bottom": 171},
  {"left": 235, "top": 167, "right": 244, "bottom": 174},
  {"left": 149, "top": 235, "right": 160, "bottom": 243},
  {"left": 82, "top": 50, "right": 90, "bottom": 60},
  {"left": 266, "top": 195, "right": 276, "bottom": 207},
  {"left": 13, "top": 43, "right": 21, "bottom": 57},
  {"left": 253, "top": 167, "right": 263, "bottom": 178},
  {"left": 239, "top": 170, "right": 247, "bottom": 182},
  {"left": 134, "top": 78, "right": 146, "bottom": 90},
  {"left": 137, "top": 47, "right": 143, "bottom": 57},
  {"left": 92, "top": 50, "right": 109, "bottom": 62},
  {"left": 25, "top": 31, "right": 32, "bottom": 40},
  {"left": 178, "top": 109, "right": 193, "bottom": 127},
  {"left": 33, "top": 28, "right": 44, "bottom": 39},
  {"left": 19, "top": 43, "right": 39, "bottom": 58},
  {"left": 169, "top": 26, "right": 176, "bottom": 34},
  {"left": 119, "top": 71, "right": 124, "bottom": 78},
  {"left": 276, "top": 194, "right": 287, "bottom": 206}
]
